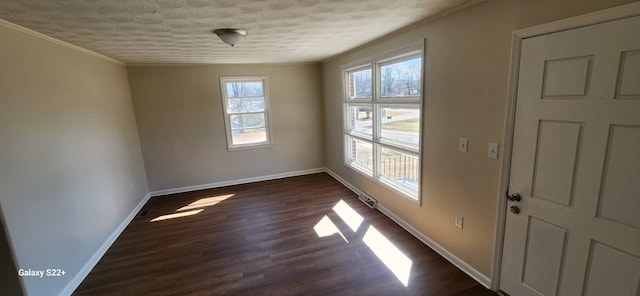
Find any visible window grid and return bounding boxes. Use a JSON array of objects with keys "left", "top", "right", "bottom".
[
  {"left": 220, "top": 76, "right": 274, "bottom": 151},
  {"left": 343, "top": 46, "right": 423, "bottom": 201}
]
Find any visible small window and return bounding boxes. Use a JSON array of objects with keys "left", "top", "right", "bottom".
[{"left": 220, "top": 76, "right": 273, "bottom": 150}]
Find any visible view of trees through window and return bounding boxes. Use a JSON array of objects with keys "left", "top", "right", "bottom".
[
  {"left": 381, "top": 57, "right": 421, "bottom": 97},
  {"left": 221, "top": 78, "right": 272, "bottom": 148}
]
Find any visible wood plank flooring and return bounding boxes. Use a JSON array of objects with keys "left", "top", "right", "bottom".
[{"left": 74, "top": 173, "right": 495, "bottom": 295}]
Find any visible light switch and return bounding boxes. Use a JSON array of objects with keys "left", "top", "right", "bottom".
[
  {"left": 455, "top": 214, "right": 464, "bottom": 229},
  {"left": 458, "top": 138, "right": 468, "bottom": 153},
  {"left": 488, "top": 142, "right": 499, "bottom": 159}
]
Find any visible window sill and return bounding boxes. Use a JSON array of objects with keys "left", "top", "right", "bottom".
[
  {"left": 344, "top": 162, "right": 421, "bottom": 205},
  {"left": 227, "top": 143, "right": 274, "bottom": 151}
]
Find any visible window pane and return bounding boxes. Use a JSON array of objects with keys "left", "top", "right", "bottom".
[
  {"left": 380, "top": 147, "right": 420, "bottom": 195},
  {"left": 228, "top": 97, "right": 265, "bottom": 113},
  {"left": 380, "top": 57, "right": 422, "bottom": 98},
  {"left": 380, "top": 107, "right": 420, "bottom": 148},
  {"left": 348, "top": 68, "right": 372, "bottom": 99},
  {"left": 226, "top": 82, "right": 264, "bottom": 98},
  {"left": 232, "top": 128, "right": 267, "bottom": 145},
  {"left": 347, "top": 105, "right": 373, "bottom": 136},
  {"left": 348, "top": 137, "right": 373, "bottom": 173},
  {"left": 230, "top": 113, "right": 265, "bottom": 129}
]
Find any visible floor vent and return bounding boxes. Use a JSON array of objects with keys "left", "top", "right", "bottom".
[
  {"left": 359, "top": 193, "right": 377, "bottom": 209},
  {"left": 138, "top": 209, "right": 150, "bottom": 217}
]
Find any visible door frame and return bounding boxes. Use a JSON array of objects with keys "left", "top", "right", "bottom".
[{"left": 490, "top": 2, "right": 640, "bottom": 291}]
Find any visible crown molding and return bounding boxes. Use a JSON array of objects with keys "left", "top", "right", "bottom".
[{"left": 0, "top": 17, "right": 124, "bottom": 65}]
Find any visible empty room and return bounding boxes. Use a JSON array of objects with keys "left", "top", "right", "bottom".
[{"left": 1, "top": 0, "right": 638, "bottom": 295}]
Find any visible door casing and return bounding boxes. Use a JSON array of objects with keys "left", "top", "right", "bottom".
[{"left": 491, "top": 1, "right": 640, "bottom": 291}]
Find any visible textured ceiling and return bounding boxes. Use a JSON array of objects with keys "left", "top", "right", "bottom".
[{"left": 0, "top": 0, "right": 473, "bottom": 64}]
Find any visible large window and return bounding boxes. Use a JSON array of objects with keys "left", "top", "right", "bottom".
[
  {"left": 343, "top": 44, "right": 423, "bottom": 201},
  {"left": 220, "top": 76, "right": 273, "bottom": 150}
]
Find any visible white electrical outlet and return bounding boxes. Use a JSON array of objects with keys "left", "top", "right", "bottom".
[
  {"left": 458, "top": 138, "right": 468, "bottom": 153},
  {"left": 488, "top": 142, "right": 499, "bottom": 159},
  {"left": 455, "top": 214, "right": 464, "bottom": 229},
  {"left": 129, "top": 181, "right": 134, "bottom": 190}
]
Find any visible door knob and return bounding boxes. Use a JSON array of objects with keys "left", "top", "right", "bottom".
[
  {"left": 510, "top": 205, "right": 520, "bottom": 214},
  {"left": 507, "top": 193, "right": 521, "bottom": 202}
]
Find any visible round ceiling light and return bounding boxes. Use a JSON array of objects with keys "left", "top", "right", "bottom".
[{"left": 213, "top": 28, "right": 248, "bottom": 46}]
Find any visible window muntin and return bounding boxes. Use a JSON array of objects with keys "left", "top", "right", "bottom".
[
  {"left": 346, "top": 104, "right": 373, "bottom": 138},
  {"left": 347, "top": 67, "right": 372, "bottom": 100},
  {"left": 220, "top": 77, "right": 273, "bottom": 150},
  {"left": 346, "top": 136, "right": 373, "bottom": 175},
  {"left": 379, "top": 106, "right": 420, "bottom": 150},
  {"left": 380, "top": 56, "right": 422, "bottom": 98},
  {"left": 343, "top": 45, "right": 423, "bottom": 201},
  {"left": 380, "top": 147, "right": 420, "bottom": 195}
]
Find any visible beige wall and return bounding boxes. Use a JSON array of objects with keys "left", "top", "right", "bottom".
[
  {"left": 0, "top": 24, "right": 148, "bottom": 295},
  {"left": 127, "top": 64, "right": 325, "bottom": 191},
  {"left": 322, "top": 0, "right": 635, "bottom": 278}
]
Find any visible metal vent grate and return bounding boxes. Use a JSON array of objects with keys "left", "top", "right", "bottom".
[{"left": 359, "top": 193, "right": 377, "bottom": 209}]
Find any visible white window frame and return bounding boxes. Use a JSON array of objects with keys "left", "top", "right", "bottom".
[
  {"left": 342, "top": 41, "right": 425, "bottom": 202},
  {"left": 220, "top": 76, "right": 274, "bottom": 151}
]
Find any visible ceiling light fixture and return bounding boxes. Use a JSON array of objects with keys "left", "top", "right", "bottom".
[{"left": 213, "top": 28, "right": 248, "bottom": 46}]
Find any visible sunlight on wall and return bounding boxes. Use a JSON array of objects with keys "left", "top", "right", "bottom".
[
  {"left": 313, "top": 215, "right": 348, "bottom": 243},
  {"left": 177, "top": 194, "right": 235, "bottom": 211},
  {"left": 150, "top": 209, "right": 204, "bottom": 222},
  {"left": 363, "top": 225, "right": 413, "bottom": 286},
  {"left": 332, "top": 199, "right": 364, "bottom": 232}
]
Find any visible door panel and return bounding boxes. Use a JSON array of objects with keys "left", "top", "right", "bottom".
[
  {"left": 598, "top": 125, "right": 640, "bottom": 229},
  {"left": 584, "top": 242, "right": 640, "bottom": 296},
  {"left": 615, "top": 50, "right": 640, "bottom": 99},
  {"left": 522, "top": 217, "right": 567, "bottom": 296},
  {"left": 532, "top": 120, "right": 582, "bottom": 206},
  {"left": 542, "top": 56, "right": 593, "bottom": 99},
  {"left": 501, "top": 15, "right": 640, "bottom": 296}
]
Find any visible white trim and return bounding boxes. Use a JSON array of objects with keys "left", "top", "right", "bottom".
[
  {"left": 219, "top": 76, "right": 275, "bottom": 150},
  {"left": 376, "top": 204, "right": 491, "bottom": 289},
  {"left": 515, "top": 2, "right": 640, "bottom": 38},
  {"left": 126, "top": 62, "right": 322, "bottom": 67},
  {"left": 341, "top": 41, "right": 425, "bottom": 204},
  {"left": 324, "top": 168, "right": 365, "bottom": 197},
  {"left": 60, "top": 192, "right": 152, "bottom": 296},
  {"left": 492, "top": 2, "right": 640, "bottom": 292},
  {"left": 324, "top": 168, "right": 491, "bottom": 288},
  {"left": 150, "top": 168, "right": 326, "bottom": 197},
  {"left": 0, "top": 18, "right": 124, "bottom": 65},
  {"left": 323, "top": 0, "right": 484, "bottom": 64}
]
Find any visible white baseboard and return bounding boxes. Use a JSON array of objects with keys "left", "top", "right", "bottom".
[
  {"left": 324, "top": 168, "right": 364, "bottom": 196},
  {"left": 60, "top": 168, "right": 490, "bottom": 295},
  {"left": 150, "top": 168, "right": 326, "bottom": 197},
  {"left": 59, "top": 192, "right": 152, "bottom": 296},
  {"left": 324, "top": 168, "right": 491, "bottom": 289},
  {"left": 376, "top": 204, "right": 491, "bottom": 288}
]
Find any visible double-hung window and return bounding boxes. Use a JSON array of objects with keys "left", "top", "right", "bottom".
[
  {"left": 220, "top": 76, "right": 274, "bottom": 150},
  {"left": 343, "top": 43, "right": 423, "bottom": 201}
]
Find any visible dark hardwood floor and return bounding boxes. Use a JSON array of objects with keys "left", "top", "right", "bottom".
[{"left": 74, "top": 173, "right": 495, "bottom": 295}]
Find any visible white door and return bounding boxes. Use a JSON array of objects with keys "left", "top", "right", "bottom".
[{"left": 501, "top": 16, "right": 640, "bottom": 296}]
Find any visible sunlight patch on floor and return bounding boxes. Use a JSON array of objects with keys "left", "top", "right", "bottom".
[
  {"left": 363, "top": 225, "right": 412, "bottom": 286},
  {"left": 314, "top": 215, "right": 348, "bottom": 243},
  {"left": 332, "top": 199, "right": 363, "bottom": 232},
  {"left": 151, "top": 209, "right": 204, "bottom": 222},
  {"left": 177, "top": 194, "right": 234, "bottom": 211}
]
